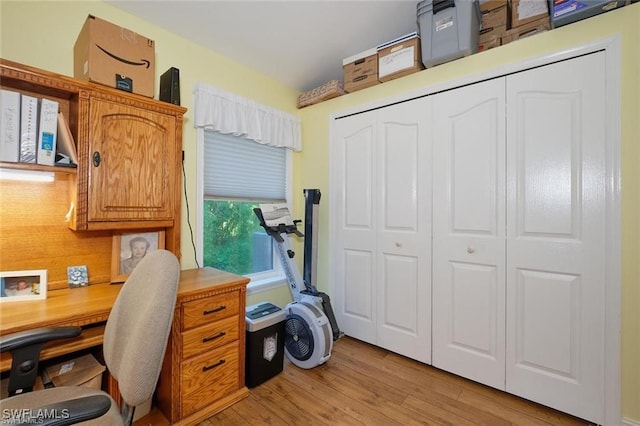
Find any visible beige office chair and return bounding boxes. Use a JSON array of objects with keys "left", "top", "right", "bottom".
[{"left": 0, "top": 249, "right": 180, "bottom": 425}]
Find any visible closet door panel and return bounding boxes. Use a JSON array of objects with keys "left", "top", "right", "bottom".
[
  {"left": 432, "top": 78, "right": 506, "bottom": 389},
  {"left": 505, "top": 52, "right": 606, "bottom": 424},
  {"left": 447, "top": 262, "right": 500, "bottom": 354},
  {"left": 513, "top": 269, "right": 580, "bottom": 374},
  {"left": 377, "top": 98, "right": 432, "bottom": 363},
  {"left": 449, "top": 106, "right": 499, "bottom": 235},
  {"left": 333, "top": 111, "right": 377, "bottom": 344},
  {"left": 342, "top": 249, "right": 374, "bottom": 331},
  {"left": 379, "top": 253, "right": 419, "bottom": 332},
  {"left": 344, "top": 135, "right": 373, "bottom": 231}
]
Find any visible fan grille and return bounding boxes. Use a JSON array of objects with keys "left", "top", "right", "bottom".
[{"left": 284, "top": 314, "right": 314, "bottom": 361}]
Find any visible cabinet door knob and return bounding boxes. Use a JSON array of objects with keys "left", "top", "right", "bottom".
[
  {"left": 92, "top": 151, "right": 101, "bottom": 167},
  {"left": 467, "top": 247, "right": 475, "bottom": 254},
  {"left": 395, "top": 242, "right": 402, "bottom": 247}
]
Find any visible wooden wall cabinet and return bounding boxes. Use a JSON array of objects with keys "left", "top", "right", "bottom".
[
  {"left": 156, "top": 268, "right": 250, "bottom": 425},
  {"left": 0, "top": 59, "right": 186, "bottom": 253},
  {"left": 85, "top": 98, "right": 177, "bottom": 224}
]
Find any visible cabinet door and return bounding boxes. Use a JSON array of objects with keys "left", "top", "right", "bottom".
[
  {"left": 332, "top": 109, "right": 378, "bottom": 345},
  {"left": 432, "top": 78, "right": 507, "bottom": 389},
  {"left": 376, "top": 98, "right": 431, "bottom": 363},
  {"left": 505, "top": 52, "right": 606, "bottom": 424},
  {"left": 88, "top": 98, "right": 177, "bottom": 222}
]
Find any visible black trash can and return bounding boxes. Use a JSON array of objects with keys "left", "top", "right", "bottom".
[{"left": 245, "top": 302, "right": 286, "bottom": 388}]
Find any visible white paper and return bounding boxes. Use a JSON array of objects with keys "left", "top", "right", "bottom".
[
  {"left": 259, "top": 203, "right": 295, "bottom": 227},
  {"left": 518, "top": 0, "right": 548, "bottom": 20},
  {"left": 379, "top": 46, "right": 415, "bottom": 78}
]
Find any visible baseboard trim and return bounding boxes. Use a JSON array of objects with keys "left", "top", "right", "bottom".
[{"left": 623, "top": 417, "right": 640, "bottom": 426}]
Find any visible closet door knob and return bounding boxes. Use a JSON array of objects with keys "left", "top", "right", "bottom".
[
  {"left": 395, "top": 242, "right": 402, "bottom": 247},
  {"left": 467, "top": 247, "right": 475, "bottom": 254}
]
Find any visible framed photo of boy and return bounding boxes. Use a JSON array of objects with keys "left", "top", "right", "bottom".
[
  {"left": 111, "top": 231, "right": 165, "bottom": 283},
  {"left": 0, "top": 270, "right": 47, "bottom": 302}
]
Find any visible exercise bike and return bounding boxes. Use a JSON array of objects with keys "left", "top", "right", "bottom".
[{"left": 254, "top": 189, "right": 342, "bottom": 369}]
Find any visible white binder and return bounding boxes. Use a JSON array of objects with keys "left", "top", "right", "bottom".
[
  {"left": 0, "top": 89, "right": 21, "bottom": 162},
  {"left": 37, "top": 98, "right": 59, "bottom": 166},
  {"left": 20, "top": 94, "right": 38, "bottom": 163}
]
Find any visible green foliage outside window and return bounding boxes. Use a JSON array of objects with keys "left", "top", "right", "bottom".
[{"left": 203, "top": 199, "right": 272, "bottom": 275}]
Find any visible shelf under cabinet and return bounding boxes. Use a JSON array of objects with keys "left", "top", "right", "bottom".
[{"left": 0, "top": 161, "right": 77, "bottom": 174}]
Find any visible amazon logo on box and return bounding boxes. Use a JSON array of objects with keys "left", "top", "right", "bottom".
[{"left": 74, "top": 15, "right": 155, "bottom": 98}]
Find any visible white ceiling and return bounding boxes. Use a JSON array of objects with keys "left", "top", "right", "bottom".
[{"left": 104, "top": 0, "right": 420, "bottom": 92}]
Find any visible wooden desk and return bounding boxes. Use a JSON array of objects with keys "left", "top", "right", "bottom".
[
  {"left": 0, "top": 282, "right": 121, "bottom": 372},
  {"left": 0, "top": 268, "right": 250, "bottom": 424}
]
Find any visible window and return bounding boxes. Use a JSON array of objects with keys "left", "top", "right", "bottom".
[
  {"left": 193, "top": 82, "right": 301, "bottom": 291},
  {"left": 200, "top": 131, "right": 289, "bottom": 287}
]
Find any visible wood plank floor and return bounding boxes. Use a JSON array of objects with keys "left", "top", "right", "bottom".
[{"left": 196, "top": 336, "right": 589, "bottom": 426}]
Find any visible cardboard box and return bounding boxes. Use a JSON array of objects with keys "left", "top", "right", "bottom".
[
  {"left": 503, "top": 15, "right": 550, "bottom": 43},
  {"left": 479, "top": 24, "right": 507, "bottom": 44},
  {"left": 43, "top": 354, "right": 106, "bottom": 390},
  {"left": 377, "top": 33, "right": 424, "bottom": 83},
  {"left": 482, "top": 5, "right": 509, "bottom": 29},
  {"left": 511, "top": 0, "right": 549, "bottom": 28},
  {"left": 343, "top": 48, "right": 379, "bottom": 93},
  {"left": 297, "top": 80, "right": 345, "bottom": 109},
  {"left": 478, "top": 19, "right": 505, "bottom": 52},
  {"left": 479, "top": 0, "right": 509, "bottom": 12},
  {"left": 74, "top": 15, "right": 155, "bottom": 98},
  {"left": 478, "top": 36, "right": 502, "bottom": 52}
]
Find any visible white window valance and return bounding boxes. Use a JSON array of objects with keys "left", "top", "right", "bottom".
[{"left": 194, "top": 82, "right": 302, "bottom": 151}]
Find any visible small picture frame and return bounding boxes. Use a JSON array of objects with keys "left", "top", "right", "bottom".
[
  {"left": 111, "top": 231, "right": 165, "bottom": 283},
  {"left": 67, "top": 265, "right": 89, "bottom": 288},
  {"left": 0, "top": 270, "right": 47, "bottom": 302}
]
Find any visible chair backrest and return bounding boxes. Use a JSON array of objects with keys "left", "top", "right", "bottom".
[{"left": 103, "top": 249, "right": 180, "bottom": 407}]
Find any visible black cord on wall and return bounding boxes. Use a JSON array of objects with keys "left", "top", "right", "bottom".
[{"left": 182, "top": 152, "right": 200, "bottom": 268}]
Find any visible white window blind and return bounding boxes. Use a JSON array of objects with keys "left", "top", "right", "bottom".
[{"left": 203, "top": 130, "right": 286, "bottom": 201}]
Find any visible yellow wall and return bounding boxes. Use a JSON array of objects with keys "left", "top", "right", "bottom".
[{"left": 1, "top": 0, "right": 638, "bottom": 420}]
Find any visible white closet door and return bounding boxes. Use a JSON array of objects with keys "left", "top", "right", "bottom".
[
  {"left": 432, "top": 78, "right": 507, "bottom": 389},
  {"left": 332, "top": 110, "right": 378, "bottom": 345},
  {"left": 332, "top": 97, "right": 431, "bottom": 361},
  {"left": 376, "top": 98, "right": 432, "bottom": 363},
  {"left": 505, "top": 52, "right": 606, "bottom": 424}
]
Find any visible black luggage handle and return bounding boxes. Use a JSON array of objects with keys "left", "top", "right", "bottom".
[{"left": 433, "top": 0, "right": 455, "bottom": 14}]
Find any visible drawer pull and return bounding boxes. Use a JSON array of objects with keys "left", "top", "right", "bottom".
[
  {"left": 202, "top": 359, "right": 226, "bottom": 372},
  {"left": 203, "top": 305, "right": 226, "bottom": 315},
  {"left": 202, "top": 332, "right": 226, "bottom": 343}
]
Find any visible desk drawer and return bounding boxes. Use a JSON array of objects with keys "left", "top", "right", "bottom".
[
  {"left": 181, "top": 316, "right": 239, "bottom": 359},
  {"left": 180, "top": 342, "right": 240, "bottom": 416},
  {"left": 182, "top": 292, "right": 239, "bottom": 330}
]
